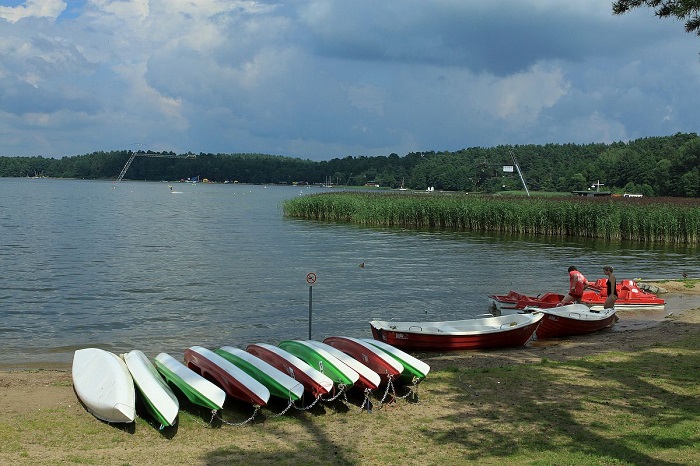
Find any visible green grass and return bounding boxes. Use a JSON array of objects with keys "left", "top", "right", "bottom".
[
  {"left": 416, "top": 335, "right": 700, "bottom": 465},
  {"left": 2, "top": 332, "right": 699, "bottom": 465}
]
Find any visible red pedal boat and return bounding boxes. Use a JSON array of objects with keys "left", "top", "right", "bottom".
[{"left": 489, "top": 279, "right": 664, "bottom": 313}]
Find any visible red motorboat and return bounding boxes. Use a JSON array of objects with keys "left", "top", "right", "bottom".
[
  {"left": 532, "top": 304, "right": 617, "bottom": 339},
  {"left": 369, "top": 313, "right": 544, "bottom": 351},
  {"left": 489, "top": 279, "right": 664, "bottom": 313}
]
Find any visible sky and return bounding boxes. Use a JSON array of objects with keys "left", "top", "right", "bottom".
[{"left": 1, "top": 1, "right": 699, "bottom": 161}]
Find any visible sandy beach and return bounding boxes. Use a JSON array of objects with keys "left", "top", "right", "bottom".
[{"left": 1, "top": 280, "right": 698, "bottom": 465}]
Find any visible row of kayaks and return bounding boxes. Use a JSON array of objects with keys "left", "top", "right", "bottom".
[{"left": 72, "top": 337, "right": 431, "bottom": 426}]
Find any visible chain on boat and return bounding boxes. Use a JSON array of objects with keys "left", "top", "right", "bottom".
[
  {"left": 320, "top": 383, "right": 349, "bottom": 404},
  {"left": 216, "top": 405, "right": 261, "bottom": 427},
  {"left": 185, "top": 409, "right": 219, "bottom": 428},
  {"left": 359, "top": 388, "right": 374, "bottom": 413},
  {"left": 188, "top": 377, "right": 425, "bottom": 425},
  {"left": 268, "top": 398, "right": 295, "bottom": 418},
  {"left": 294, "top": 394, "right": 323, "bottom": 411},
  {"left": 392, "top": 376, "right": 422, "bottom": 402}
]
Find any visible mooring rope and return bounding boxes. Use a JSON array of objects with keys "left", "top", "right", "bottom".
[{"left": 457, "top": 372, "right": 480, "bottom": 396}]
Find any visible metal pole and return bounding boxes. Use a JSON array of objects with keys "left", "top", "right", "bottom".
[
  {"left": 308, "top": 286, "right": 313, "bottom": 339},
  {"left": 510, "top": 150, "right": 530, "bottom": 197}
]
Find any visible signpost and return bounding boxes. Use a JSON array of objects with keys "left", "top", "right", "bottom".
[{"left": 306, "top": 272, "right": 317, "bottom": 339}]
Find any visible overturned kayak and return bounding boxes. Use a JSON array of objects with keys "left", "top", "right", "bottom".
[
  {"left": 278, "top": 340, "right": 359, "bottom": 388},
  {"left": 72, "top": 348, "right": 135, "bottom": 423},
  {"left": 124, "top": 350, "right": 179, "bottom": 427},
  {"left": 154, "top": 352, "right": 226, "bottom": 411},
  {"left": 215, "top": 346, "right": 305, "bottom": 401},
  {"left": 305, "top": 340, "right": 381, "bottom": 391},
  {"left": 323, "top": 336, "right": 404, "bottom": 384},
  {"left": 246, "top": 343, "right": 334, "bottom": 398},
  {"left": 361, "top": 339, "right": 431, "bottom": 381},
  {"left": 184, "top": 346, "right": 270, "bottom": 406}
]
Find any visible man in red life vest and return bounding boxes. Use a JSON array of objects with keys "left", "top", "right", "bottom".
[{"left": 559, "top": 266, "right": 588, "bottom": 305}]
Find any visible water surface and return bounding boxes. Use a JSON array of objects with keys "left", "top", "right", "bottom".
[{"left": 1, "top": 178, "right": 697, "bottom": 367}]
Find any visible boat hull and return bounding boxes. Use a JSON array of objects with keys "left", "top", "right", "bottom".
[
  {"left": 534, "top": 304, "right": 617, "bottom": 339},
  {"left": 587, "top": 302, "right": 665, "bottom": 312},
  {"left": 246, "top": 343, "right": 334, "bottom": 397},
  {"left": 184, "top": 346, "right": 270, "bottom": 406},
  {"left": 361, "top": 339, "right": 431, "bottom": 381},
  {"left": 215, "top": 346, "right": 304, "bottom": 401},
  {"left": 306, "top": 340, "right": 381, "bottom": 390},
  {"left": 72, "top": 348, "right": 136, "bottom": 423},
  {"left": 369, "top": 313, "right": 544, "bottom": 351},
  {"left": 154, "top": 352, "right": 226, "bottom": 411},
  {"left": 124, "top": 350, "right": 179, "bottom": 427},
  {"left": 323, "top": 336, "right": 404, "bottom": 384},
  {"left": 278, "top": 340, "right": 359, "bottom": 387}
]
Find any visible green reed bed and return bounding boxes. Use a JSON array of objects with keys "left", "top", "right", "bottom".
[{"left": 282, "top": 192, "right": 700, "bottom": 244}]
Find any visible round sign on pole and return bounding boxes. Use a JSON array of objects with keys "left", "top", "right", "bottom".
[{"left": 306, "top": 272, "right": 317, "bottom": 285}]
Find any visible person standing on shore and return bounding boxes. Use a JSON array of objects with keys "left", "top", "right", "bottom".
[
  {"left": 560, "top": 266, "right": 588, "bottom": 305},
  {"left": 603, "top": 266, "right": 618, "bottom": 309}
]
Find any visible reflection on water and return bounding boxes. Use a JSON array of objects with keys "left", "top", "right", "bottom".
[{"left": 1, "top": 178, "right": 698, "bottom": 367}]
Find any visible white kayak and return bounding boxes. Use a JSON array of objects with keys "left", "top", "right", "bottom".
[
  {"left": 72, "top": 348, "right": 136, "bottom": 423},
  {"left": 154, "top": 352, "right": 226, "bottom": 411},
  {"left": 123, "top": 350, "right": 179, "bottom": 427}
]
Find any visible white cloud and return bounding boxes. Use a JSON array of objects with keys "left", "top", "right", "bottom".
[
  {"left": 490, "top": 65, "right": 570, "bottom": 124},
  {"left": 0, "top": 0, "right": 66, "bottom": 23},
  {"left": 0, "top": 1, "right": 699, "bottom": 159}
]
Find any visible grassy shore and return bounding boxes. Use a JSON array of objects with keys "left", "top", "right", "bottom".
[
  {"left": 283, "top": 192, "right": 700, "bottom": 244},
  {"left": 1, "top": 283, "right": 699, "bottom": 465}
]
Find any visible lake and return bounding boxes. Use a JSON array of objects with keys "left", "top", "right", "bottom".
[{"left": 1, "top": 178, "right": 698, "bottom": 367}]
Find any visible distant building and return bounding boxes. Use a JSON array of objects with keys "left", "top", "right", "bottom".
[{"left": 571, "top": 190, "right": 612, "bottom": 197}]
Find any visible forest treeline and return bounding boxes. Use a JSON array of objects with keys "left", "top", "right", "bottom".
[{"left": 1, "top": 132, "right": 699, "bottom": 197}]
